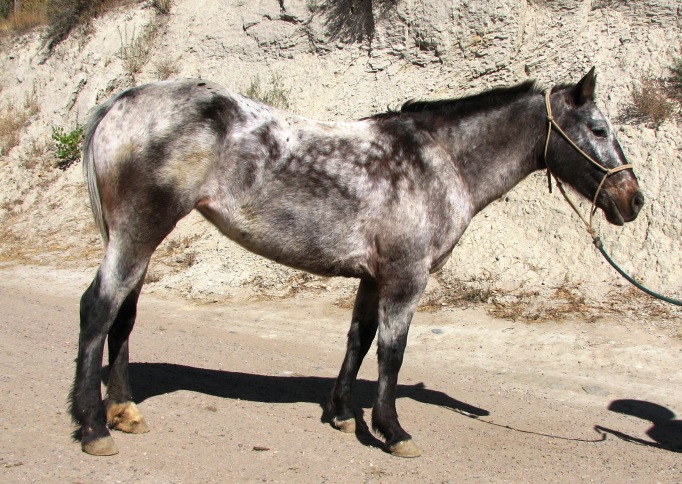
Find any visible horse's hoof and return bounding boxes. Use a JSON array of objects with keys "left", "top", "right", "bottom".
[
  {"left": 107, "top": 401, "right": 150, "bottom": 434},
  {"left": 82, "top": 435, "right": 119, "bottom": 456},
  {"left": 389, "top": 439, "right": 422, "bottom": 458},
  {"left": 331, "top": 416, "right": 356, "bottom": 433},
  {"left": 115, "top": 415, "right": 150, "bottom": 434}
]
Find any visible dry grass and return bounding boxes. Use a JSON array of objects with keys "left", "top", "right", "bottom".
[
  {"left": 485, "top": 281, "right": 681, "bottom": 325},
  {"left": 157, "top": 234, "right": 201, "bottom": 270},
  {"left": 150, "top": 0, "right": 172, "bottom": 15},
  {"left": 0, "top": 95, "right": 37, "bottom": 156},
  {"left": 153, "top": 55, "right": 180, "bottom": 80},
  {"left": 621, "top": 77, "right": 676, "bottom": 128},
  {"left": 419, "top": 275, "right": 497, "bottom": 311},
  {"left": 23, "top": 82, "right": 40, "bottom": 116},
  {"left": 1, "top": 1, "right": 139, "bottom": 53},
  {"left": 244, "top": 75, "right": 291, "bottom": 110},
  {"left": 0, "top": 3, "right": 46, "bottom": 33},
  {"left": 0, "top": 104, "right": 24, "bottom": 155},
  {"left": 21, "top": 138, "right": 49, "bottom": 170},
  {"left": 144, "top": 270, "right": 163, "bottom": 284},
  {"left": 331, "top": 279, "right": 680, "bottom": 325},
  {"left": 118, "top": 12, "right": 168, "bottom": 79},
  {"left": 489, "top": 285, "right": 599, "bottom": 323},
  {"left": 118, "top": 24, "right": 153, "bottom": 77},
  {"left": 283, "top": 272, "right": 328, "bottom": 296}
]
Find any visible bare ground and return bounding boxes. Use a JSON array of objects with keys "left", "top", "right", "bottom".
[{"left": 1, "top": 262, "right": 681, "bottom": 482}]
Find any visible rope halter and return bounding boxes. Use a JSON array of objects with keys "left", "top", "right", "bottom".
[{"left": 543, "top": 90, "right": 633, "bottom": 237}]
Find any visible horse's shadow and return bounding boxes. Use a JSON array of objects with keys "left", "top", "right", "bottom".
[
  {"left": 595, "top": 399, "right": 682, "bottom": 453},
  {"left": 103, "top": 362, "right": 488, "bottom": 449}
]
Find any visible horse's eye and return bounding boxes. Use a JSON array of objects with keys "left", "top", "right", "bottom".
[{"left": 591, "top": 126, "right": 608, "bottom": 138}]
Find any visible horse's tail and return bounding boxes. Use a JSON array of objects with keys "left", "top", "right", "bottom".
[{"left": 82, "top": 96, "right": 118, "bottom": 248}]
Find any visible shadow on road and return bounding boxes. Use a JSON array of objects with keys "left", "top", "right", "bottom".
[
  {"left": 103, "top": 362, "right": 489, "bottom": 451},
  {"left": 595, "top": 399, "right": 682, "bottom": 453}
]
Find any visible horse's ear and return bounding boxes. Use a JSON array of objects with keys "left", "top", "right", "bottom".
[{"left": 573, "top": 67, "right": 597, "bottom": 105}]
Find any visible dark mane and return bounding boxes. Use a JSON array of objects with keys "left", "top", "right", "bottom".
[{"left": 368, "top": 80, "right": 543, "bottom": 120}]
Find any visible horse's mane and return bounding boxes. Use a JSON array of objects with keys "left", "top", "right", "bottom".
[{"left": 368, "top": 80, "right": 543, "bottom": 120}]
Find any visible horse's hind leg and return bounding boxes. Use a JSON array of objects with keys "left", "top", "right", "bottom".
[
  {"left": 330, "top": 279, "right": 379, "bottom": 433},
  {"left": 104, "top": 278, "right": 149, "bottom": 435},
  {"left": 71, "top": 239, "right": 155, "bottom": 455}
]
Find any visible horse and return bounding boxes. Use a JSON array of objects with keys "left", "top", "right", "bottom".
[{"left": 71, "top": 68, "right": 644, "bottom": 457}]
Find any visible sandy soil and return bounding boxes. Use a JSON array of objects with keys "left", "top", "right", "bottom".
[{"left": 0, "top": 262, "right": 680, "bottom": 482}]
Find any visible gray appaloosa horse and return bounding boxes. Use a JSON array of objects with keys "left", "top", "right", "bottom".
[{"left": 71, "top": 68, "right": 643, "bottom": 457}]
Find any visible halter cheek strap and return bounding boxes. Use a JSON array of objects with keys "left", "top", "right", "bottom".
[{"left": 543, "top": 90, "right": 633, "bottom": 236}]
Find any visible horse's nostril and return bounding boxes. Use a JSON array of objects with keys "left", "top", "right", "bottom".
[{"left": 632, "top": 191, "right": 645, "bottom": 213}]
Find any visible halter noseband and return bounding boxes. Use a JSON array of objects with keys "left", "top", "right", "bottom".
[{"left": 543, "top": 90, "right": 633, "bottom": 236}]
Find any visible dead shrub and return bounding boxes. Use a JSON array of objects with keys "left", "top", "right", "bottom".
[
  {"left": 243, "top": 75, "right": 291, "bottom": 110},
  {"left": 145, "top": 270, "right": 162, "bottom": 284},
  {"left": 0, "top": 101, "right": 32, "bottom": 156},
  {"left": 118, "top": 17, "right": 164, "bottom": 78},
  {"left": 621, "top": 77, "right": 676, "bottom": 128},
  {"left": 419, "top": 277, "right": 497, "bottom": 311},
  {"left": 153, "top": 55, "right": 180, "bottom": 80},
  {"left": 150, "top": 0, "right": 172, "bottom": 15},
  {"left": 118, "top": 24, "right": 151, "bottom": 76}
]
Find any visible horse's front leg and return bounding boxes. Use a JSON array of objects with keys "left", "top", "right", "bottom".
[
  {"left": 372, "top": 271, "right": 428, "bottom": 458},
  {"left": 330, "top": 279, "right": 380, "bottom": 433}
]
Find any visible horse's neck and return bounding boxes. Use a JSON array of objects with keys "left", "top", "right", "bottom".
[{"left": 440, "top": 98, "right": 545, "bottom": 214}]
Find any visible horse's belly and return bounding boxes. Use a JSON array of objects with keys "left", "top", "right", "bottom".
[
  {"left": 238, "top": 235, "right": 373, "bottom": 279},
  {"left": 196, "top": 202, "right": 375, "bottom": 279}
]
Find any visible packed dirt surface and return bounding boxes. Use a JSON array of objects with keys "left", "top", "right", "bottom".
[
  {"left": 1, "top": 263, "right": 680, "bottom": 482},
  {"left": 1, "top": 1, "right": 682, "bottom": 481}
]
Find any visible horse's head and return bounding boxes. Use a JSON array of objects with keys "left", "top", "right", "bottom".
[{"left": 545, "top": 68, "right": 644, "bottom": 226}]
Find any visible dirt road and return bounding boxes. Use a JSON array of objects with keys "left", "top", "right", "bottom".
[{"left": 1, "top": 263, "right": 680, "bottom": 482}]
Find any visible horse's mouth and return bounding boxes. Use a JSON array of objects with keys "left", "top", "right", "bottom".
[
  {"left": 601, "top": 189, "right": 644, "bottom": 226},
  {"left": 603, "top": 205, "right": 625, "bottom": 226}
]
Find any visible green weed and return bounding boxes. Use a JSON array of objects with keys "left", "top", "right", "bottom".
[{"left": 51, "top": 124, "right": 83, "bottom": 170}]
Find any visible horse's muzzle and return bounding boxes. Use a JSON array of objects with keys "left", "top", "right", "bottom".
[{"left": 603, "top": 183, "right": 644, "bottom": 226}]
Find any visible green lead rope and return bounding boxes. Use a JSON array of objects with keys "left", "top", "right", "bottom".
[{"left": 593, "top": 237, "right": 682, "bottom": 307}]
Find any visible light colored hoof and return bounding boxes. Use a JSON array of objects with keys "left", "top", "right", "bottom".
[
  {"left": 389, "top": 439, "right": 422, "bottom": 458},
  {"left": 107, "top": 401, "right": 150, "bottom": 434},
  {"left": 82, "top": 435, "right": 119, "bottom": 456},
  {"left": 115, "top": 415, "right": 150, "bottom": 434},
  {"left": 332, "top": 417, "right": 356, "bottom": 433}
]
